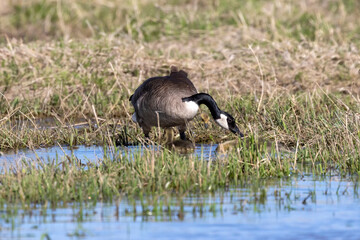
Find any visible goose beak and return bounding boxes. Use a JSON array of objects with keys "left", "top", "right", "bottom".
[{"left": 230, "top": 125, "right": 244, "bottom": 138}]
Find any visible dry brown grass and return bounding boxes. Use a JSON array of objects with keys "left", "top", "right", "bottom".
[
  {"left": 0, "top": 0, "right": 359, "bottom": 150},
  {"left": 1, "top": 28, "right": 359, "bottom": 109}
]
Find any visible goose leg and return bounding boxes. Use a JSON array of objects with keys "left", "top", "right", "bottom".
[
  {"left": 180, "top": 131, "right": 186, "bottom": 140},
  {"left": 142, "top": 126, "right": 151, "bottom": 141},
  {"left": 178, "top": 125, "right": 187, "bottom": 140}
]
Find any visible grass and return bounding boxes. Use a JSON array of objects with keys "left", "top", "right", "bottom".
[
  {"left": 0, "top": 0, "right": 359, "bottom": 208},
  {"left": 0, "top": 139, "right": 358, "bottom": 208},
  {"left": 1, "top": 0, "right": 360, "bottom": 44}
]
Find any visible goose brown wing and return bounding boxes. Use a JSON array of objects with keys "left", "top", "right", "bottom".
[
  {"left": 130, "top": 70, "right": 198, "bottom": 126},
  {"left": 131, "top": 70, "right": 197, "bottom": 109}
]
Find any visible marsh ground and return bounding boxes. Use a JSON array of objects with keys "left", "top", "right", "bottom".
[{"left": 0, "top": 0, "right": 360, "bottom": 238}]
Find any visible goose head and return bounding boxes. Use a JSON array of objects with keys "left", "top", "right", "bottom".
[{"left": 215, "top": 111, "right": 244, "bottom": 137}]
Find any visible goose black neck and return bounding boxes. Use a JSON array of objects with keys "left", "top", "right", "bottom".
[{"left": 182, "top": 93, "right": 221, "bottom": 119}]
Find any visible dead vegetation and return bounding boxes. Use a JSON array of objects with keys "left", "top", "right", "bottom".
[
  {"left": 0, "top": 29, "right": 359, "bottom": 118},
  {"left": 0, "top": 0, "right": 359, "bottom": 151}
]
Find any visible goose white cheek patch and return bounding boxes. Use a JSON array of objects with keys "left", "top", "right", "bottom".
[{"left": 215, "top": 114, "right": 229, "bottom": 130}]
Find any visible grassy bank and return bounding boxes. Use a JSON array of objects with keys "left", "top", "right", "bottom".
[
  {"left": 0, "top": 34, "right": 359, "bottom": 151},
  {"left": 0, "top": 140, "right": 360, "bottom": 208},
  {"left": 0, "top": 133, "right": 359, "bottom": 206}
]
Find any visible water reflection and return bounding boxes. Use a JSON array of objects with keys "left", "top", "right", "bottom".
[
  {"left": 0, "top": 144, "right": 219, "bottom": 166},
  {"left": 1, "top": 175, "right": 359, "bottom": 239}
]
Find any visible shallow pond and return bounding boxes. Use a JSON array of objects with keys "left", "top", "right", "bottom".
[{"left": 0, "top": 145, "right": 360, "bottom": 239}]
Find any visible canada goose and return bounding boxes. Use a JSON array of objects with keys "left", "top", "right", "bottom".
[{"left": 129, "top": 66, "right": 244, "bottom": 141}]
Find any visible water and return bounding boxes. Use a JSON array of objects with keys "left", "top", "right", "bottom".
[
  {"left": 1, "top": 175, "right": 359, "bottom": 239},
  {"left": 0, "top": 144, "right": 219, "bottom": 167},
  {"left": 1, "top": 145, "right": 360, "bottom": 239}
]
